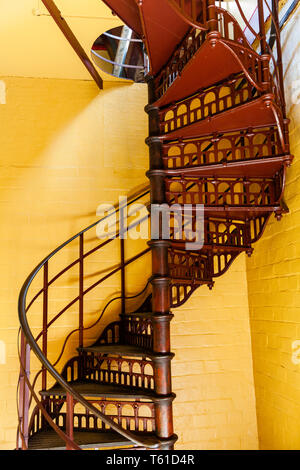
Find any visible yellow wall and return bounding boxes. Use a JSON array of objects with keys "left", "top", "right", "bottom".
[
  {"left": 0, "top": 74, "right": 258, "bottom": 450},
  {"left": 172, "top": 254, "right": 258, "bottom": 450},
  {"left": 0, "top": 0, "right": 123, "bottom": 81},
  {"left": 246, "top": 7, "right": 300, "bottom": 450},
  {"left": 0, "top": 0, "right": 260, "bottom": 451},
  {"left": 0, "top": 76, "right": 151, "bottom": 448}
]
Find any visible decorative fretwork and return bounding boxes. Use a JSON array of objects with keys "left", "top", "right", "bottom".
[
  {"left": 249, "top": 214, "right": 270, "bottom": 243},
  {"left": 165, "top": 175, "right": 281, "bottom": 206},
  {"left": 170, "top": 282, "right": 204, "bottom": 308},
  {"left": 155, "top": 28, "right": 207, "bottom": 100},
  {"left": 169, "top": 213, "right": 251, "bottom": 249},
  {"left": 83, "top": 353, "right": 155, "bottom": 391},
  {"left": 159, "top": 75, "right": 258, "bottom": 136},
  {"left": 30, "top": 398, "right": 156, "bottom": 437},
  {"left": 96, "top": 321, "right": 120, "bottom": 345},
  {"left": 162, "top": 126, "right": 285, "bottom": 170},
  {"left": 121, "top": 314, "right": 153, "bottom": 351},
  {"left": 155, "top": 5, "right": 268, "bottom": 102},
  {"left": 169, "top": 246, "right": 241, "bottom": 281},
  {"left": 203, "top": 218, "right": 250, "bottom": 247},
  {"left": 168, "top": 248, "right": 212, "bottom": 283},
  {"left": 211, "top": 250, "right": 240, "bottom": 277}
]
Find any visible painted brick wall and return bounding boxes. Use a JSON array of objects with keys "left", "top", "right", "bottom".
[
  {"left": 172, "top": 254, "right": 258, "bottom": 450},
  {"left": 246, "top": 8, "right": 300, "bottom": 450},
  {"left": 0, "top": 76, "right": 151, "bottom": 448},
  {"left": 0, "top": 76, "right": 258, "bottom": 450}
]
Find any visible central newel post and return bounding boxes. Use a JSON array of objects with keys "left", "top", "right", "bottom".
[{"left": 145, "top": 76, "right": 176, "bottom": 449}]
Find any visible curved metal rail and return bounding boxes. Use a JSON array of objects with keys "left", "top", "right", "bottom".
[{"left": 17, "top": 186, "right": 158, "bottom": 450}]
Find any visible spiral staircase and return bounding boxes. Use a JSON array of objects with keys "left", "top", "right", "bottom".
[{"left": 17, "top": 1, "right": 291, "bottom": 450}]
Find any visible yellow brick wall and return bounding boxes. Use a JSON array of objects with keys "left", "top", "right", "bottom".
[
  {"left": 0, "top": 76, "right": 258, "bottom": 450},
  {"left": 172, "top": 254, "right": 258, "bottom": 450},
  {"left": 246, "top": 8, "right": 300, "bottom": 450},
  {"left": 0, "top": 76, "right": 151, "bottom": 448}
]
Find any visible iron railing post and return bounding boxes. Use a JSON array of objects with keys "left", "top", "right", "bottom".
[
  {"left": 79, "top": 234, "right": 84, "bottom": 349},
  {"left": 18, "top": 332, "right": 30, "bottom": 449},
  {"left": 258, "top": 0, "right": 268, "bottom": 54},
  {"left": 120, "top": 238, "right": 126, "bottom": 314},
  {"left": 207, "top": 0, "right": 218, "bottom": 31},
  {"left": 66, "top": 392, "right": 74, "bottom": 450},
  {"left": 42, "top": 261, "right": 48, "bottom": 391},
  {"left": 271, "top": 0, "right": 286, "bottom": 117}
]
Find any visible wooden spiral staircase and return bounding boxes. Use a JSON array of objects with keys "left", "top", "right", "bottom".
[{"left": 17, "top": 1, "right": 291, "bottom": 450}]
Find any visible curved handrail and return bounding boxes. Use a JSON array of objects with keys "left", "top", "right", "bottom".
[
  {"left": 18, "top": 311, "right": 160, "bottom": 449},
  {"left": 52, "top": 281, "right": 151, "bottom": 370},
  {"left": 235, "top": 0, "right": 262, "bottom": 41},
  {"left": 215, "top": 5, "right": 252, "bottom": 50},
  {"left": 17, "top": 185, "right": 170, "bottom": 450},
  {"left": 17, "top": 281, "right": 152, "bottom": 449},
  {"left": 218, "top": 39, "right": 267, "bottom": 93},
  {"left": 167, "top": 0, "right": 208, "bottom": 30},
  {"left": 234, "top": 0, "right": 286, "bottom": 112},
  {"left": 22, "top": 272, "right": 151, "bottom": 416},
  {"left": 23, "top": 184, "right": 150, "bottom": 283},
  {"left": 154, "top": 2, "right": 275, "bottom": 101}
]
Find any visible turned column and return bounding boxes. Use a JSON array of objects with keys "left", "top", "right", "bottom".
[
  {"left": 145, "top": 76, "right": 175, "bottom": 447},
  {"left": 207, "top": 0, "right": 218, "bottom": 32}
]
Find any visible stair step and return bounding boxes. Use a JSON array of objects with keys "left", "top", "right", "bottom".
[
  {"left": 28, "top": 429, "right": 162, "bottom": 450},
  {"left": 137, "top": 0, "right": 193, "bottom": 75},
  {"left": 166, "top": 203, "right": 280, "bottom": 220},
  {"left": 155, "top": 37, "right": 246, "bottom": 108},
  {"left": 79, "top": 344, "right": 172, "bottom": 360},
  {"left": 160, "top": 96, "right": 279, "bottom": 141},
  {"left": 164, "top": 155, "right": 292, "bottom": 179},
  {"left": 40, "top": 380, "right": 173, "bottom": 402}
]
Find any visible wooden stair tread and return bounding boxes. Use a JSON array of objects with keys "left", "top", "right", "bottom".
[
  {"left": 164, "top": 203, "right": 280, "bottom": 220},
  {"left": 78, "top": 343, "right": 170, "bottom": 359},
  {"left": 164, "top": 154, "right": 291, "bottom": 179},
  {"left": 161, "top": 97, "right": 279, "bottom": 140},
  {"left": 102, "top": 0, "right": 194, "bottom": 75},
  {"left": 40, "top": 380, "right": 172, "bottom": 402},
  {"left": 28, "top": 429, "right": 157, "bottom": 450},
  {"left": 155, "top": 38, "right": 244, "bottom": 108}
]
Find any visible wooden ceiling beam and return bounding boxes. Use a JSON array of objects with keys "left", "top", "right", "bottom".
[{"left": 41, "top": 0, "right": 103, "bottom": 89}]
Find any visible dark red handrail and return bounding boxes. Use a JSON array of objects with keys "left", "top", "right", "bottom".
[
  {"left": 17, "top": 185, "right": 159, "bottom": 450},
  {"left": 168, "top": 0, "right": 209, "bottom": 29}
]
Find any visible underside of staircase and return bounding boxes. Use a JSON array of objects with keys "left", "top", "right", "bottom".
[{"left": 17, "top": 0, "right": 291, "bottom": 450}]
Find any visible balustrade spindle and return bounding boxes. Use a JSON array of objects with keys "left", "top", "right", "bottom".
[
  {"left": 66, "top": 392, "right": 74, "bottom": 450},
  {"left": 258, "top": 0, "right": 268, "bottom": 55},
  {"left": 79, "top": 234, "right": 84, "bottom": 349},
  {"left": 120, "top": 238, "right": 126, "bottom": 314},
  {"left": 42, "top": 261, "right": 48, "bottom": 391},
  {"left": 18, "top": 332, "right": 30, "bottom": 449}
]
